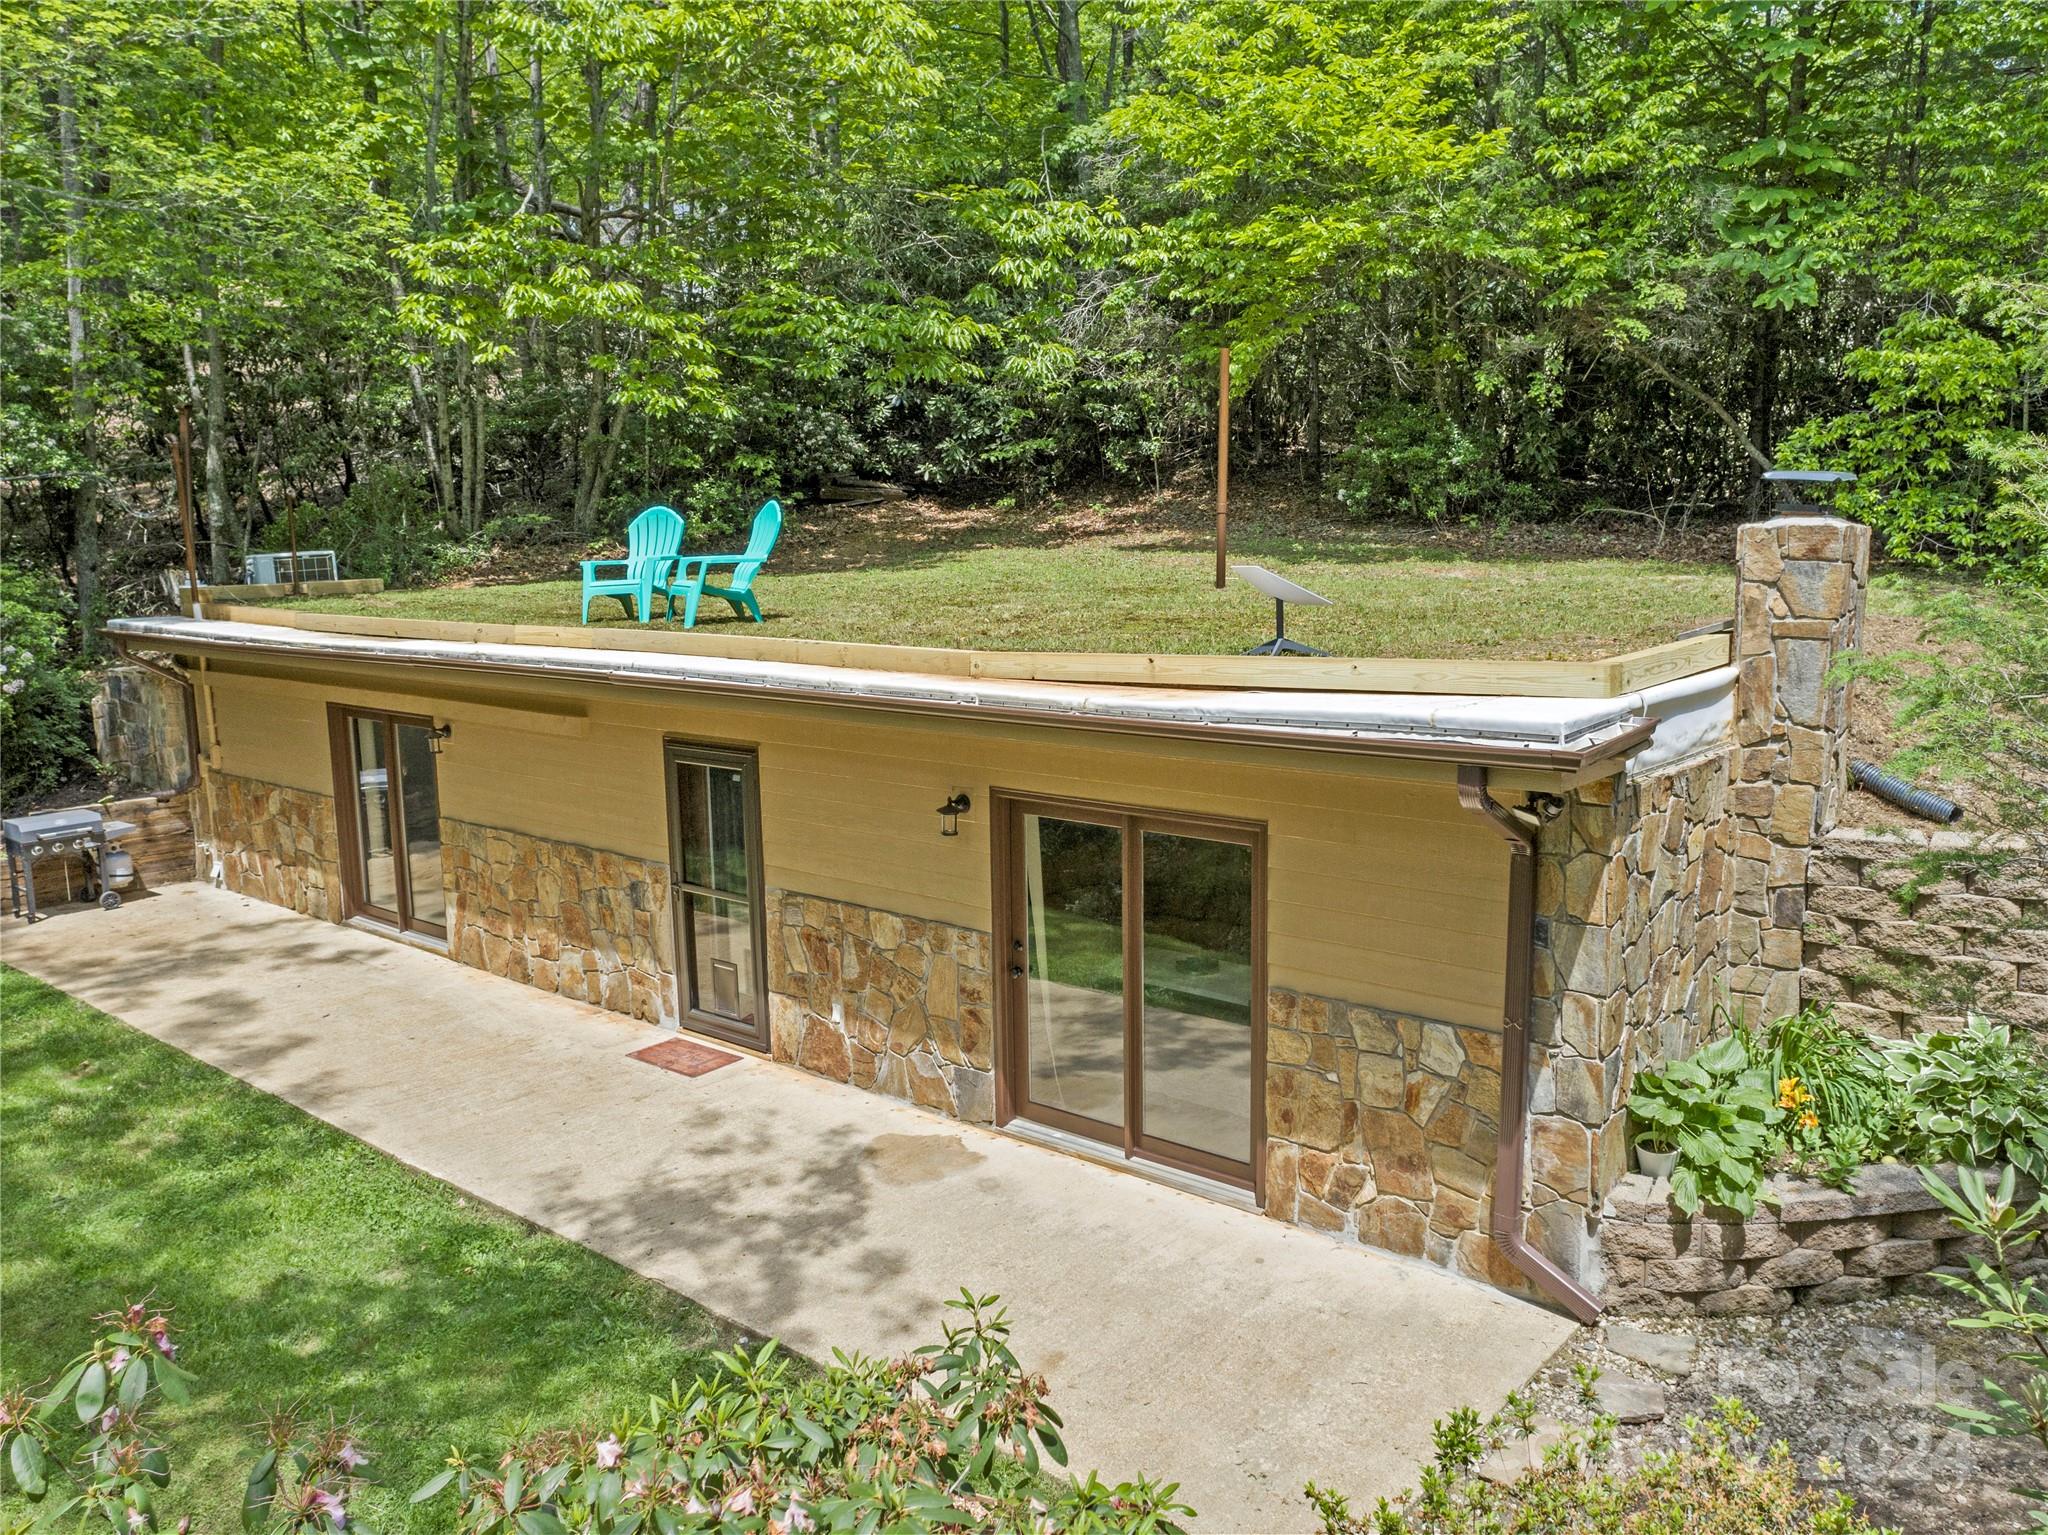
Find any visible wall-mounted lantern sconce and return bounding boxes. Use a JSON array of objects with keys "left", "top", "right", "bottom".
[
  {"left": 936, "top": 791, "right": 970, "bottom": 837},
  {"left": 426, "top": 722, "right": 454, "bottom": 755}
]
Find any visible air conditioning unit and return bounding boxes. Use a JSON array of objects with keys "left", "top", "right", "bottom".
[{"left": 242, "top": 550, "right": 339, "bottom": 585}]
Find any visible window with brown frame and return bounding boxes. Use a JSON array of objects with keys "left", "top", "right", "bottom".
[{"left": 327, "top": 704, "right": 447, "bottom": 940}]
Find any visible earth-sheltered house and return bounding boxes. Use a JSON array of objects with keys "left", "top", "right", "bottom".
[{"left": 102, "top": 516, "right": 1870, "bottom": 1320}]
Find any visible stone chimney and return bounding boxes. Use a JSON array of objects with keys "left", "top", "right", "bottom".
[{"left": 1727, "top": 516, "right": 1872, "bottom": 1021}]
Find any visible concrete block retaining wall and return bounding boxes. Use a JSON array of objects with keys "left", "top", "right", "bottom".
[
  {"left": 1804, "top": 828, "right": 2048, "bottom": 1037},
  {"left": 1601, "top": 1164, "right": 2040, "bottom": 1314}
]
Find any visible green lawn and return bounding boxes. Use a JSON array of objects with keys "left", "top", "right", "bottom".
[
  {"left": 285, "top": 525, "right": 1746, "bottom": 660},
  {"left": 0, "top": 967, "right": 750, "bottom": 1532}
]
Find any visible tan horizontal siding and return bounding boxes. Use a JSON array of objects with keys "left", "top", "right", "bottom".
[{"left": 196, "top": 663, "right": 1514, "bottom": 1029}]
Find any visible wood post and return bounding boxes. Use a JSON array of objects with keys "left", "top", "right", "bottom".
[{"left": 1216, "top": 345, "right": 1230, "bottom": 589}]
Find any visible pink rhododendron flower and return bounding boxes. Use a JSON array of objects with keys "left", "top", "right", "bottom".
[
  {"left": 315, "top": 1490, "right": 347, "bottom": 1529},
  {"left": 594, "top": 1435, "right": 622, "bottom": 1468},
  {"left": 337, "top": 1442, "right": 367, "bottom": 1470},
  {"left": 125, "top": 1509, "right": 147, "bottom": 1532},
  {"left": 109, "top": 1349, "right": 130, "bottom": 1372},
  {"left": 722, "top": 1486, "right": 755, "bottom": 1515}
]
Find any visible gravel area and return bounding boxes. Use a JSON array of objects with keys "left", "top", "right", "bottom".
[{"left": 1526, "top": 1296, "right": 2044, "bottom": 1532}]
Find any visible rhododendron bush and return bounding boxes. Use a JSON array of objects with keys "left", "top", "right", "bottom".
[
  {"left": 411, "top": 1291, "right": 1189, "bottom": 1534},
  {"left": 1, "top": 1293, "right": 1191, "bottom": 1534}
]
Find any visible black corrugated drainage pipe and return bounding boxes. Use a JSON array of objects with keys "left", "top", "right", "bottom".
[
  {"left": 1850, "top": 758, "right": 1963, "bottom": 824},
  {"left": 1457, "top": 765, "right": 1602, "bottom": 1324}
]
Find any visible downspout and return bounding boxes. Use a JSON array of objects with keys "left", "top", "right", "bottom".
[{"left": 1457, "top": 764, "right": 1602, "bottom": 1324}]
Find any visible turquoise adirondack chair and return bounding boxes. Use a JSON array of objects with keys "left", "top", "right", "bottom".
[
  {"left": 580, "top": 505, "right": 685, "bottom": 623},
  {"left": 662, "top": 500, "right": 783, "bottom": 628}
]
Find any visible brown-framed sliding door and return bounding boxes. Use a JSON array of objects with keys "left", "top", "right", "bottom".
[
  {"left": 327, "top": 704, "right": 447, "bottom": 940},
  {"left": 664, "top": 740, "right": 770, "bottom": 1051},
  {"left": 995, "top": 792, "right": 1265, "bottom": 1196}
]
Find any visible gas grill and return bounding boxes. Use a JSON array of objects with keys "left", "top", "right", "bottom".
[{"left": 3, "top": 809, "right": 138, "bottom": 921}]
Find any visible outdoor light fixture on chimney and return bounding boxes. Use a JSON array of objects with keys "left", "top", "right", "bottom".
[{"left": 936, "top": 792, "right": 970, "bottom": 837}]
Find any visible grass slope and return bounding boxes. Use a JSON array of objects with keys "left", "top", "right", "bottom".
[
  {"left": 0, "top": 966, "right": 746, "bottom": 1532},
  {"left": 288, "top": 526, "right": 1740, "bottom": 660}
]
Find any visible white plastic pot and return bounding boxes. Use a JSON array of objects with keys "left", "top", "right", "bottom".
[{"left": 1636, "top": 1146, "right": 1679, "bottom": 1181}]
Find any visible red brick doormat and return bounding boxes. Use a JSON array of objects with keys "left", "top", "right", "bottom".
[{"left": 629, "top": 1037, "right": 740, "bottom": 1077}]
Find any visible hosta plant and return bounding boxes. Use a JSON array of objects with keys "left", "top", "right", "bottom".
[
  {"left": 1626, "top": 1033, "right": 1781, "bottom": 1217},
  {"left": 1881, "top": 1016, "right": 2048, "bottom": 1179}
]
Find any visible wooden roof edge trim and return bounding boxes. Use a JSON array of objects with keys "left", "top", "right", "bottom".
[{"left": 189, "top": 603, "right": 1731, "bottom": 699}]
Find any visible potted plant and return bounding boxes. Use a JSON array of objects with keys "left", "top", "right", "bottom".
[
  {"left": 1625, "top": 1034, "right": 1781, "bottom": 1215},
  {"left": 1634, "top": 1134, "right": 1679, "bottom": 1182}
]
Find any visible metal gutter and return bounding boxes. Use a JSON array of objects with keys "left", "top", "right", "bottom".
[
  {"left": 103, "top": 616, "right": 1668, "bottom": 774},
  {"left": 1457, "top": 764, "right": 1602, "bottom": 1323}
]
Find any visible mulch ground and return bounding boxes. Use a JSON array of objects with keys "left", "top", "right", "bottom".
[{"left": 1532, "top": 1298, "right": 2042, "bottom": 1533}]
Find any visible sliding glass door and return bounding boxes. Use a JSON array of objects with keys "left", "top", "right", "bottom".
[
  {"left": 328, "top": 705, "right": 446, "bottom": 939},
  {"left": 999, "top": 794, "right": 1264, "bottom": 1192}
]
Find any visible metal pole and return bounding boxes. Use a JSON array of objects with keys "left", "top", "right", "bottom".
[
  {"left": 175, "top": 406, "right": 200, "bottom": 614},
  {"left": 1215, "top": 345, "right": 1230, "bottom": 589},
  {"left": 287, "top": 501, "right": 302, "bottom": 594}
]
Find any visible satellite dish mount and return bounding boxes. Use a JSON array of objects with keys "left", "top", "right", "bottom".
[{"left": 1231, "top": 564, "right": 1333, "bottom": 656}]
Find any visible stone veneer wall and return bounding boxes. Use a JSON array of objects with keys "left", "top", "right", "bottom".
[
  {"left": 441, "top": 820, "right": 676, "bottom": 1026},
  {"left": 196, "top": 770, "right": 343, "bottom": 920},
  {"left": 765, "top": 893, "right": 995, "bottom": 1122},
  {"left": 1726, "top": 515, "right": 1872, "bottom": 1022},
  {"left": 1263, "top": 990, "right": 1521, "bottom": 1290},
  {"left": 1805, "top": 829, "right": 2048, "bottom": 1037},
  {"left": 1515, "top": 517, "right": 1873, "bottom": 1298},
  {"left": 92, "top": 664, "right": 193, "bottom": 798},
  {"left": 1603, "top": 1165, "right": 2042, "bottom": 1314},
  {"left": 1524, "top": 752, "right": 1737, "bottom": 1290}
]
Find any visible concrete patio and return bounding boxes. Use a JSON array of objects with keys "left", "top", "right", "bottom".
[{"left": 1, "top": 882, "right": 1575, "bottom": 1531}]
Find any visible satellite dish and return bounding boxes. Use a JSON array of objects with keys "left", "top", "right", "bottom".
[{"left": 1231, "top": 564, "right": 1333, "bottom": 656}]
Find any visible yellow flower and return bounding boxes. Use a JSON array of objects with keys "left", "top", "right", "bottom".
[
  {"left": 1778, "top": 1076, "right": 1812, "bottom": 1110},
  {"left": 1799, "top": 1108, "right": 1820, "bottom": 1131}
]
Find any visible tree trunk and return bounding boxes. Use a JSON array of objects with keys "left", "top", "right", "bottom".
[
  {"left": 192, "top": 32, "right": 234, "bottom": 581},
  {"left": 435, "top": 354, "right": 456, "bottom": 534},
  {"left": 390, "top": 268, "right": 455, "bottom": 522},
  {"left": 453, "top": 0, "right": 475, "bottom": 204},
  {"left": 55, "top": 65, "right": 99, "bottom": 652},
  {"left": 469, "top": 376, "right": 488, "bottom": 530},
  {"left": 1055, "top": 0, "right": 1086, "bottom": 122},
  {"left": 202, "top": 316, "right": 234, "bottom": 578},
  {"left": 1305, "top": 334, "right": 1323, "bottom": 483}
]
